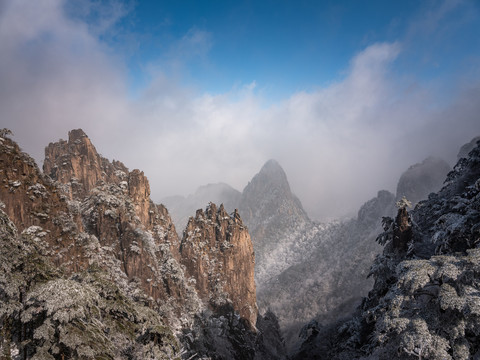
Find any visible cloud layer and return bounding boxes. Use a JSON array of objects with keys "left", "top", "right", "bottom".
[{"left": 1, "top": 0, "right": 480, "bottom": 220}]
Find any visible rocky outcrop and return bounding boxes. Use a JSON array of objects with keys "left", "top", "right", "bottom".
[
  {"left": 1, "top": 129, "right": 273, "bottom": 359},
  {"left": 127, "top": 169, "right": 152, "bottom": 226},
  {"left": 180, "top": 203, "right": 257, "bottom": 328},
  {"left": 396, "top": 156, "right": 451, "bottom": 204},
  {"left": 0, "top": 133, "right": 87, "bottom": 272},
  {"left": 40, "top": 129, "right": 192, "bottom": 307},
  {"left": 43, "top": 129, "right": 129, "bottom": 199},
  {"left": 42, "top": 129, "right": 262, "bottom": 330},
  {"left": 44, "top": 129, "right": 157, "bottom": 229},
  {"left": 0, "top": 206, "right": 181, "bottom": 360}
]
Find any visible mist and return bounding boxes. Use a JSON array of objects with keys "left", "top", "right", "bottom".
[{"left": 1, "top": 0, "right": 480, "bottom": 220}]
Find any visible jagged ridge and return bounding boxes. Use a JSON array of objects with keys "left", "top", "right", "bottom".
[{"left": 0, "top": 130, "right": 284, "bottom": 359}]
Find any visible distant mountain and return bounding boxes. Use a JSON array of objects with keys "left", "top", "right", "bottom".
[
  {"left": 396, "top": 156, "right": 451, "bottom": 204},
  {"left": 161, "top": 159, "right": 312, "bottom": 288},
  {"left": 239, "top": 159, "right": 312, "bottom": 287},
  {"left": 162, "top": 182, "right": 241, "bottom": 236},
  {"left": 239, "top": 159, "right": 309, "bottom": 231},
  {"left": 258, "top": 189, "right": 395, "bottom": 352},
  {"left": 457, "top": 135, "right": 480, "bottom": 160},
  {"left": 161, "top": 158, "right": 393, "bottom": 351}
]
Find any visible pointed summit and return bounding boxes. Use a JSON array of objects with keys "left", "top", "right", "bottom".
[
  {"left": 43, "top": 129, "right": 129, "bottom": 199},
  {"left": 240, "top": 159, "right": 308, "bottom": 218},
  {"left": 68, "top": 128, "right": 88, "bottom": 141},
  {"left": 239, "top": 160, "right": 310, "bottom": 285},
  {"left": 261, "top": 158, "right": 284, "bottom": 172},
  {"left": 244, "top": 159, "right": 292, "bottom": 198},
  {"left": 260, "top": 159, "right": 287, "bottom": 176}
]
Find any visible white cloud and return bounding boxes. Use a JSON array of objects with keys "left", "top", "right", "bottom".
[
  {"left": 0, "top": 0, "right": 130, "bottom": 156},
  {"left": 1, "top": 0, "right": 479, "bottom": 221}
]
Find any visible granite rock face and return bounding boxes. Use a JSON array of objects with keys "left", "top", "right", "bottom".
[
  {"left": 180, "top": 203, "right": 257, "bottom": 327},
  {"left": 43, "top": 129, "right": 129, "bottom": 199},
  {"left": 42, "top": 130, "right": 259, "bottom": 329},
  {"left": 0, "top": 134, "right": 86, "bottom": 271},
  {"left": 41, "top": 129, "right": 188, "bottom": 307},
  {"left": 0, "top": 129, "right": 275, "bottom": 359}
]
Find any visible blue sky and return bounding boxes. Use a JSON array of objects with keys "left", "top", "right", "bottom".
[
  {"left": 1, "top": 0, "right": 480, "bottom": 219},
  {"left": 69, "top": 0, "right": 480, "bottom": 99}
]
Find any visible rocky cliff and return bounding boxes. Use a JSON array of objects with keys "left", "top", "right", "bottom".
[
  {"left": 44, "top": 129, "right": 155, "bottom": 227},
  {"left": 0, "top": 133, "right": 86, "bottom": 272},
  {"left": 180, "top": 203, "right": 257, "bottom": 327},
  {"left": 42, "top": 130, "right": 259, "bottom": 328},
  {"left": 41, "top": 129, "right": 192, "bottom": 311},
  {"left": 0, "top": 129, "right": 279, "bottom": 359},
  {"left": 43, "top": 129, "right": 129, "bottom": 199},
  {"left": 0, "top": 132, "right": 182, "bottom": 359}
]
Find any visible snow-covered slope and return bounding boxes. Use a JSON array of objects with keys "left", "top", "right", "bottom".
[{"left": 294, "top": 139, "right": 480, "bottom": 359}]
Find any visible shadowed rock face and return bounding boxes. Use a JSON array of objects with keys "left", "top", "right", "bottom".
[
  {"left": 3, "top": 128, "right": 259, "bottom": 330},
  {"left": 0, "top": 134, "right": 89, "bottom": 272},
  {"left": 180, "top": 203, "right": 258, "bottom": 328}
]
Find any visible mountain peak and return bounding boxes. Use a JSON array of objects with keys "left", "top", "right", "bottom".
[
  {"left": 247, "top": 159, "right": 290, "bottom": 194},
  {"left": 239, "top": 159, "right": 310, "bottom": 269},
  {"left": 259, "top": 159, "right": 286, "bottom": 176},
  {"left": 68, "top": 128, "right": 88, "bottom": 142},
  {"left": 262, "top": 158, "right": 282, "bottom": 169}
]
